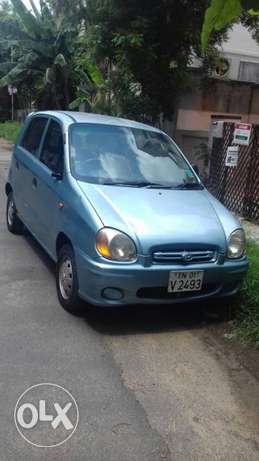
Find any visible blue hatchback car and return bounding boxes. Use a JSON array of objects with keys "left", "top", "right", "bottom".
[{"left": 6, "top": 111, "right": 248, "bottom": 314}]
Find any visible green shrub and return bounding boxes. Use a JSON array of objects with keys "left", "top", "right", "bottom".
[
  {"left": 234, "top": 240, "right": 259, "bottom": 345},
  {"left": 0, "top": 121, "right": 20, "bottom": 143}
]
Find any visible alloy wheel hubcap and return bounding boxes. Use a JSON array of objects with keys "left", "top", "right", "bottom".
[
  {"left": 8, "top": 199, "right": 15, "bottom": 227},
  {"left": 59, "top": 257, "right": 74, "bottom": 300}
]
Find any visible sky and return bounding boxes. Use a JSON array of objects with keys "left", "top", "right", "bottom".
[{"left": 22, "top": 0, "right": 40, "bottom": 11}]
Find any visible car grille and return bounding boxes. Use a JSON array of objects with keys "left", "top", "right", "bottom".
[
  {"left": 137, "top": 283, "right": 219, "bottom": 300},
  {"left": 152, "top": 249, "right": 217, "bottom": 265}
]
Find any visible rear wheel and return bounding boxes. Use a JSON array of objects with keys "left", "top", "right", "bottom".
[
  {"left": 6, "top": 192, "right": 24, "bottom": 234},
  {"left": 56, "top": 244, "right": 85, "bottom": 316}
]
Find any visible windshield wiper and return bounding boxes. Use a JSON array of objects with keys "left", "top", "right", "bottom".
[
  {"left": 174, "top": 183, "right": 204, "bottom": 190},
  {"left": 139, "top": 182, "right": 204, "bottom": 190},
  {"left": 102, "top": 181, "right": 203, "bottom": 189},
  {"left": 102, "top": 181, "right": 173, "bottom": 188},
  {"left": 102, "top": 181, "right": 149, "bottom": 187},
  {"left": 140, "top": 183, "right": 176, "bottom": 189}
]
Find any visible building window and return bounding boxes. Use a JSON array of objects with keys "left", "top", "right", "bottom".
[{"left": 238, "top": 61, "right": 259, "bottom": 83}]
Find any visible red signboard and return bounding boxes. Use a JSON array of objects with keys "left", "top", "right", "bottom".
[{"left": 233, "top": 122, "right": 252, "bottom": 146}]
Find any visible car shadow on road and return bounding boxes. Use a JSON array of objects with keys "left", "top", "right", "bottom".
[
  {"left": 23, "top": 229, "right": 56, "bottom": 275},
  {"left": 83, "top": 301, "right": 233, "bottom": 336}
]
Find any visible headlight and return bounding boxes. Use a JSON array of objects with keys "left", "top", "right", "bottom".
[
  {"left": 227, "top": 229, "right": 245, "bottom": 259},
  {"left": 96, "top": 228, "right": 137, "bottom": 262}
]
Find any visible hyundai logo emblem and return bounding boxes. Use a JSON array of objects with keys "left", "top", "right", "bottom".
[{"left": 182, "top": 252, "right": 193, "bottom": 263}]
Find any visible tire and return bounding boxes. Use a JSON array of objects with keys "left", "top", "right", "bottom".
[
  {"left": 56, "top": 243, "right": 84, "bottom": 316},
  {"left": 6, "top": 192, "right": 24, "bottom": 234}
]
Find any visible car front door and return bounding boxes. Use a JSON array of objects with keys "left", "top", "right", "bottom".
[{"left": 28, "top": 118, "right": 66, "bottom": 258}]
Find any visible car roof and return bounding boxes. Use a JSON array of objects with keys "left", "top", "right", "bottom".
[{"left": 34, "top": 111, "right": 161, "bottom": 133}]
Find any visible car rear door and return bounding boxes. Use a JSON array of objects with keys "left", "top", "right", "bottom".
[{"left": 12, "top": 116, "right": 48, "bottom": 227}]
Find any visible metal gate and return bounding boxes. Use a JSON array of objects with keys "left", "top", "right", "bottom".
[{"left": 208, "top": 122, "right": 259, "bottom": 222}]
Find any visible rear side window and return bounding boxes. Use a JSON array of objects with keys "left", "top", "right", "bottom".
[{"left": 21, "top": 117, "right": 48, "bottom": 156}]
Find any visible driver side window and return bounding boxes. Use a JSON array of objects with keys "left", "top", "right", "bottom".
[{"left": 40, "top": 120, "right": 64, "bottom": 173}]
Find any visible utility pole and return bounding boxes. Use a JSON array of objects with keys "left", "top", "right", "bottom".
[
  {"left": 8, "top": 85, "right": 17, "bottom": 121},
  {"left": 11, "top": 88, "right": 14, "bottom": 121},
  {"left": 8, "top": 46, "right": 17, "bottom": 121}
]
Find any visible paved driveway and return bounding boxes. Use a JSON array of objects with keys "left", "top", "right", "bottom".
[{"left": 0, "top": 140, "right": 259, "bottom": 460}]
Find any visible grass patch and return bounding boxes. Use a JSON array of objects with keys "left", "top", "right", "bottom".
[
  {"left": 234, "top": 240, "right": 259, "bottom": 345},
  {"left": 0, "top": 121, "right": 20, "bottom": 143}
]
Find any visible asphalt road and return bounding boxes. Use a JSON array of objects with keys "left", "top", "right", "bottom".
[{"left": 1, "top": 140, "right": 259, "bottom": 460}]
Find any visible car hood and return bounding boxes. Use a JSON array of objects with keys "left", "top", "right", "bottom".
[{"left": 77, "top": 182, "right": 228, "bottom": 253}]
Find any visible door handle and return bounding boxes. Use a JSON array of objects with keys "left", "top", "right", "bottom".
[{"left": 32, "top": 177, "right": 37, "bottom": 189}]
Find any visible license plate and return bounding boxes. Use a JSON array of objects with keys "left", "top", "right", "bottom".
[{"left": 168, "top": 270, "right": 204, "bottom": 293}]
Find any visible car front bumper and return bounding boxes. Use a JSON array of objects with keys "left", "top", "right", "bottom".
[{"left": 76, "top": 249, "right": 248, "bottom": 307}]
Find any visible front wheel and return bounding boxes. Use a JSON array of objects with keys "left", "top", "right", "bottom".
[
  {"left": 6, "top": 192, "right": 24, "bottom": 234},
  {"left": 56, "top": 244, "right": 85, "bottom": 316}
]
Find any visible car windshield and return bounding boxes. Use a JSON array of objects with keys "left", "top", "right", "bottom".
[{"left": 69, "top": 123, "right": 200, "bottom": 189}]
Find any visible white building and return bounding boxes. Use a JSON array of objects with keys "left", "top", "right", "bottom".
[{"left": 221, "top": 24, "right": 259, "bottom": 82}]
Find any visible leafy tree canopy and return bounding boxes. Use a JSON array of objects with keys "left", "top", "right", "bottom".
[
  {"left": 0, "top": 0, "right": 102, "bottom": 109},
  {"left": 84, "top": 0, "right": 228, "bottom": 121},
  {"left": 0, "top": 0, "right": 231, "bottom": 120}
]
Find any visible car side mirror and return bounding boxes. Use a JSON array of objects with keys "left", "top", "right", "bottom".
[
  {"left": 193, "top": 165, "right": 200, "bottom": 176},
  {"left": 52, "top": 171, "right": 63, "bottom": 180}
]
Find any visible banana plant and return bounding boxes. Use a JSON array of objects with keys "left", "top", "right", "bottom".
[{"left": 0, "top": 0, "right": 102, "bottom": 109}]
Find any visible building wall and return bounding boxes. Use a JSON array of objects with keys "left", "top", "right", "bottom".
[
  {"left": 172, "top": 79, "right": 259, "bottom": 176},
  {"left": 222, "top": 24, "right": 259, "bottom": 57},
  {"left": 177, "top": 82, "right": 259, "bottom": 131},
  {"left": 170, "top": 24, "right": 259, "bottom": 173}
]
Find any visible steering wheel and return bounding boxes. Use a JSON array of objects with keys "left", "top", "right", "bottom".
[{"left": 76, "top": 156, "right": 104, "bottom": 176}]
